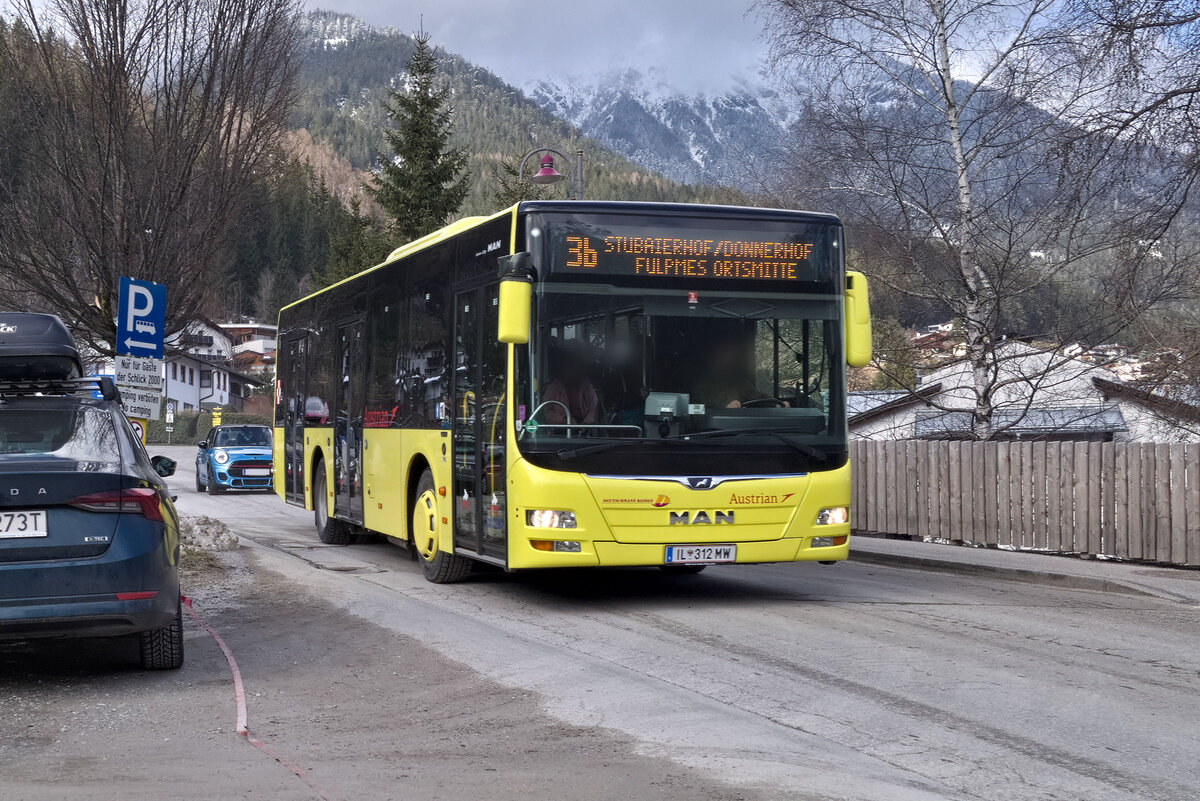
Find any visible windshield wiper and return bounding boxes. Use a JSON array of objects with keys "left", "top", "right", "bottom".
[
  {"left": 554, "top": 428, "right": 829, "bottom": 462},
  {"left": 555, "top": 437, "right": 669, "bottom": 460},
  {"left": 670, "top": 428, "right": 828, "bottom": 462}
]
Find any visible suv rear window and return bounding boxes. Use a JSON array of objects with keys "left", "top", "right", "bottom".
[{"left": 0, "top": 404, "right": 119, "bottom": 464}]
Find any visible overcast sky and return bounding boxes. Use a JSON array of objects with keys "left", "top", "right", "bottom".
[{"left": 313, "top": 0, "right": 767, "bottom": 91}]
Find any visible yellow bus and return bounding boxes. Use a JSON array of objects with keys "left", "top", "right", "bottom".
[{"left": 273, "top": 201, "right": 871, "bottom": 582}]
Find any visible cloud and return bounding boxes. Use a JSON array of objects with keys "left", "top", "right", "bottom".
[{"left": 313, "top": 0, "right": 766, "bottom": 91}]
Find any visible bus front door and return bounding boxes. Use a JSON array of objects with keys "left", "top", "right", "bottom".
[
  {"left": 282, "top": 334, "right": 308, "bottom": 505},
  {"left": 452, "top": 284, "right": 507, "bottom": 563},
  {"left": 334, "top": 319, "right": 366, "bottom": 525}
]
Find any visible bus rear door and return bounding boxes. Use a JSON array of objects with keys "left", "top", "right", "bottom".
[{"left": 282, "top": 333, "right": 308, "bottom": 505}]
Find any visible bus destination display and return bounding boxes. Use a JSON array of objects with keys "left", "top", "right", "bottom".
[{"left": 561, "top": 233, "right": 818, "bottom": 282}]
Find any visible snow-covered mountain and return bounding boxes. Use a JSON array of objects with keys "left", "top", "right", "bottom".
[{"left": 524, "top": 69, "right": 789, "bottom": 191}]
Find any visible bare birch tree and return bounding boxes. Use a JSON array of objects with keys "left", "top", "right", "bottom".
[
  {"left": 0, "top": 0, "right": 302, "bottom": 355},
  {"left": 756, "top": 0, "right": 1199, "bottom": 439}
]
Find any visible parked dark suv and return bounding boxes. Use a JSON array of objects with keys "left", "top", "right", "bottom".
[{"left": 0, "top": 313, "right": 183, "bottom": 670}]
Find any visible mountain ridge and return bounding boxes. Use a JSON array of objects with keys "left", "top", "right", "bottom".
[
  {"left": 294, "top": 11, "right": 749, "bottom": 215},
  {"left": 523, "top": 68, "right": 788, "bottom": 191}
]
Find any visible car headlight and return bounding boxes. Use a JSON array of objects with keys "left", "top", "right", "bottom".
[
  {"left": 213, "top": 449, "right": 230, "bottom": 464},
  {"left": 816, "top": 506, "right": 848, "bottom": 526},
  {"left": 527, "top": 509, "right": 577, "bottom": 529}
]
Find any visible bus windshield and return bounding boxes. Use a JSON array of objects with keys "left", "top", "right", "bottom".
[{"left": 514, "top": 282, "right": 847, "bottom": 476}]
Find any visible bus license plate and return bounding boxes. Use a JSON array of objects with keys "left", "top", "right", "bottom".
[
  {"left": 0, "top": 510, "right": 48, "bottom": 539},
  {"left": 665, "top": 544, "right": 736, "bottom": 564}
]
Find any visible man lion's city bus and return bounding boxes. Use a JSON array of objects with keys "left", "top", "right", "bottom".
[{"left": 273, "top": 201, "right": 871, "bottom": 583}]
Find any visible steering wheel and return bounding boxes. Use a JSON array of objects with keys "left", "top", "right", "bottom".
[{"left": 742, "top": 397, "right": 787, "bottom": 408}]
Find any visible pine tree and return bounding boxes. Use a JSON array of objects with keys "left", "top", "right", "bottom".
[
  {"left": 319, "top": 197, "right": 391, "bottom": 288},
  {"left": 368, "top": 31, "right": 469, "bottom": 243}
]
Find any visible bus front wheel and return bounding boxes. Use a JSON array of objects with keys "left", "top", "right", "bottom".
[
  {"left": 313, "top": 462, "right": 352, "bottom": 545},
  {"left": 412, "top": 469, "right": 471, "bottom": 584}
]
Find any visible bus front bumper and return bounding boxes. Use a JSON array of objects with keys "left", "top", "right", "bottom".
[{"left": 510, "top": 533, "right": 850, "bottom": 568}]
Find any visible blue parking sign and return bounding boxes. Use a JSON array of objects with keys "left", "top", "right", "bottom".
[{"left": 116, "top": 277, "right": 166, "bottom": 358}]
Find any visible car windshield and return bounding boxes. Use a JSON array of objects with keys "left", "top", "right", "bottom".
[
  {"left": 514, "top": 283, "right": 846, "bottom": 476},
  {"left": 211, "top": 427, "right": 271, "bottom": 447},
  {"left": 0, "top": 401, "right": 120, "bottom": 469}
]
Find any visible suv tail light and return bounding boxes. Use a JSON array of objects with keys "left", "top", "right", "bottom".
[{"left": 68, "top": 488, "right": 164, "bottom": 522}]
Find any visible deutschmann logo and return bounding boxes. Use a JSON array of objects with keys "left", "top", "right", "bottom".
[{"left": 669, "top": 510, "right": 735, "bottom": 525}]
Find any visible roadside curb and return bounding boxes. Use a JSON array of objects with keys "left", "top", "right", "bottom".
[{"left": 847, "top": 548, "right": 1171, "bottom": 601}]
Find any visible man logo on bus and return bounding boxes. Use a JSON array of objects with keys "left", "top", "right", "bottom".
[
  {"left": 653, "top": 495, "right": 670, "bottom": 507},
  {"left": 669, "top": 511, "right": 735, "bottom": 525},
  {"left": 687, "top": 477, "right": 714, "bottom": 489}
]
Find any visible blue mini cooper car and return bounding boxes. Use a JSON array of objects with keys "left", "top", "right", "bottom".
[
  {"left": 0, "top": 313, "right": 182, "bottom": 670},
  {"left": 196, "top": 424, "right": 273, "bottom": 494}
]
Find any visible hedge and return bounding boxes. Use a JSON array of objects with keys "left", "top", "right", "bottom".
[{"left": 147, "top": 410, "right": 272, "bottom": 445}]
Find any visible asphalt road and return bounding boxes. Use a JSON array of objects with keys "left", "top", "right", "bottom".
[{"left": 4, "top": 444, "right": 1199, "bottom": 801}]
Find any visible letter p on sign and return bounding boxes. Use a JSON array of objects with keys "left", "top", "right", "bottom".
[{"left": 126, "top": 284, "right": 154, "bottom": 331}]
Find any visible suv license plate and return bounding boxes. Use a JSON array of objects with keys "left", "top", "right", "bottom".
[
  {"left": 665, "top": 544, "right": 736, "bottom": 564},
  {"left": 0, "top": 510, "right": 48, "bottom": 539}
]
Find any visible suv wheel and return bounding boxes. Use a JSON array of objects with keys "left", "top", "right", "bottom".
[{"left": 140, "top": 600, "right": 184, "bottom": 670}]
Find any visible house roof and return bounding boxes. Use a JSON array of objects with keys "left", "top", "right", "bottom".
[
  {"left": 1093, "top": 377, "right": 1200, "bottom": 424},
  {"left": 914, "top": 406, "right": 1127, "bottom": 439},
  {"left": 848, "top": 383, "right": 943, "bottom": 427}
]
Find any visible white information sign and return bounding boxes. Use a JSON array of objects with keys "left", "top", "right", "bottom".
[
  {"left": 120, "top": 387, "right": 162, "bottom": 421},
  {"left": 115, "top": 354, "right": 163, "bottom": 391},
  {"left": 115, "top": 355, "right": 163, "bottom": 421}
]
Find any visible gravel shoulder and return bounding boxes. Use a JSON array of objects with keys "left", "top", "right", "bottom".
[{"left": 0, "top": 545, "right": 769, "bottom": 801}]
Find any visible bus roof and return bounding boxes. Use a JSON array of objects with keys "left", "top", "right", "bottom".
[
  {"left": 516, "top": 200, "right": 842, "bottom": 226},
  {"left": 278, "top": 205, "right": 518, "bottom": 314},
  {"left": 278, "top": 201, "right": 842, "bottom": 314}
]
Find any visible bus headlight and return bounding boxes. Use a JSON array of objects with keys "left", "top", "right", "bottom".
[
  {"left": 213, "top": 449, "right": 230, "bottom": 464},
  {"left": 811, "top": 535, "right": 849, "bottom": 548},
  {"left": 527, "top": 510, "right": 577, "bottom": 529},
  {"left": 816, "top": 506, "right": 848, "bottom": 526}
]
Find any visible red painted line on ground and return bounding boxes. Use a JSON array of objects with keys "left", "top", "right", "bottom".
[{"left": 183, "top": 595, "right": 341, "bottom": 801}]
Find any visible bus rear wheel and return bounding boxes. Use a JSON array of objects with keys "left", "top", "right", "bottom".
[
  {"left": 412, "top": 469, "right": 471, "bottom": 584},
  {"left": 313, "top": 462, "right": 352, "bottom": 545}
]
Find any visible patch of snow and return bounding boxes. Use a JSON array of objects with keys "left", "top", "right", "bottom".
[{"left": 180, "top": 514, "right": 239, "bottom": 552}]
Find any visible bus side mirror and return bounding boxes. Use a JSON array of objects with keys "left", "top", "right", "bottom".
[
  {"left": 497, "top": 253, "right": 533, "bottom": 345},
  {"left": 844, "top": 270, "right": 872, "bottom": 368}
]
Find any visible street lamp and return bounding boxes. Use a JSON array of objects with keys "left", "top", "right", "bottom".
[{"left": 518, "top": 147, "right": 584, "bottom": 200}]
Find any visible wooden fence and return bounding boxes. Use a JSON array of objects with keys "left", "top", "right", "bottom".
[{"left": 850, "top": 440, "right": 1200, "bottom": 566}]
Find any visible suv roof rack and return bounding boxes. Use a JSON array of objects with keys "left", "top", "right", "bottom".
[{"left": 0, "top": 376, "right": 121, "bottom": 402}]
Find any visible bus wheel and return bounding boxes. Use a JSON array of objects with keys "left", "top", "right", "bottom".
[
  {"left": 313, "top": 462, "right": 352, "bottom": 545},
  {"left": 659, "top": 564, "right": 707, "bottom": 575},
  {"left": 412, "top": 469, "right": 471, "bottom": 584}
]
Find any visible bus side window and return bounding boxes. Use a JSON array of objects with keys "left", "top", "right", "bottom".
[
  {"left": 368, "top": 278, "right": 403, "bottom": 428},
  {"left": 407, "top": 281, "right": 450, "bottom": 429}
]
